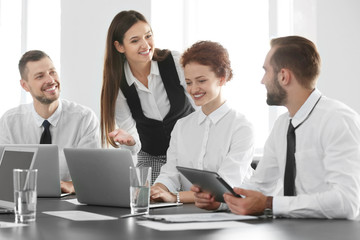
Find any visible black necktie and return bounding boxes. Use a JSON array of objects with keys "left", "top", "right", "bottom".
[
  {"left": 284, "top": 120, "right": 296, "bottom": 196},
  {"left": 40, "top": 120, "right": 52, "bottom": 144}
]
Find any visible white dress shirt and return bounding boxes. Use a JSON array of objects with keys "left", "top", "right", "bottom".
[
  {"left": 243, "top": 89, "right": 360, "bottom": 219},
  {"left": 0, "top": 99, "right": 100, "bottom": 181},
  {"left": 154, "top": 102, "right": 254, "bottom": 192},
  {"left": 115, "top": 51, "right": 195, "bottom": 155}
]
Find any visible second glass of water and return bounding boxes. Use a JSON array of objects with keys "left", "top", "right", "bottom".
[{"left": 129, "top": 166, "right": 151, "bottom": 215}]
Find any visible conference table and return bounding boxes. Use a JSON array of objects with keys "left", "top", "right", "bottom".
[{"left": 1, "top": 196, "right": 359, "bottom": 240}]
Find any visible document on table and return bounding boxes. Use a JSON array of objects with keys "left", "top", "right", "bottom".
[
  {"left": 0, "top": 221, "right": 27, "bottom": 228},
  {"left": 43, "top": 210, "right": 117, "bottom": 221},
  {"left": 141, "top": 212, "right": 257, "bottom": 223},
  {"left": 137, "top": 220, "right": 252, "bottom": 231}
]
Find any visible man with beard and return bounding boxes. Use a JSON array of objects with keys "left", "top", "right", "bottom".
[
  {"left": 191, "top": 36, "right": 360, "bottom": 220},
  {"left": 0, "top": 50, "right": 100, "bottom": 193}
]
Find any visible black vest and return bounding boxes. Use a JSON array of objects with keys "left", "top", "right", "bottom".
[{"left": 120, "top": 53, "right": 194, "bottom": 156}]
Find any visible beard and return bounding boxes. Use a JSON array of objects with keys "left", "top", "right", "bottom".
[
  {"left": 34, "top": 95, "right": 58, "bottom": 105},
  {"left": 31, "top": 82, "right": 60, "bottom": 105},
  {"left": 266, "top": 75, "right": 287, "bottom": 106}
]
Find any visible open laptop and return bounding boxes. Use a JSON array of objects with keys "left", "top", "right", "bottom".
[
  {"left": 64, "top": 148, "right": 135, "bottom": 207},
  {"left": 0, "top": 144, "right": 63, "bottom": 197},
  {"left": 0, "top": 147, "right": 37, "bottom": 213},
  {"left": 64, "top": 148, "right": 182, "bottom": 209}
]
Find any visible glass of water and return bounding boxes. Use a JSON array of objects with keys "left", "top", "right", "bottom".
[
  {"left": 129, "top": 166, "right": 151, "bottom": 215},
  {"left": 13, "top": 169, "right": 38, "bottom": 223}
]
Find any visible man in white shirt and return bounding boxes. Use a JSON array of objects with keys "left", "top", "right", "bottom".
[
  {"left": 192, "top": 36, "right": 360, "bottom": 219},
  {"left": 0, "top": 50, "right": 100, "bottom": 193}
]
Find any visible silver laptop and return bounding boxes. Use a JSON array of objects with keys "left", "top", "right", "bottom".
[
  {"left": 64, "top": 148, "right": 135, "bottom": 207},
  {"left": 0, "top": 144, "right": 63, "bottom": 198},
  {"left": 0, "top": 147, "right": 37, "bottom": 212},
  {"left": 64, "top": 148, "right": 183, "bottom": 209}
]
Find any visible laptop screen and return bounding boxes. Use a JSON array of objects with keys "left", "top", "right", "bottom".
[
  {"left": 0, "top": 149, "right": 36, "bottom": 202},
  {"left": 0, "top": 144, "right": 62, "bottom": 198}
]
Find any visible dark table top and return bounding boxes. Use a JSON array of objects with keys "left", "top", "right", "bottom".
[{"left": 1, "top": 196, "right": 359, "bottom": 240}]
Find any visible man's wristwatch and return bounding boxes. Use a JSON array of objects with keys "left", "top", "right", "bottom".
[{"left": 264, "top": 196, "right": 273, "bottom": 218}]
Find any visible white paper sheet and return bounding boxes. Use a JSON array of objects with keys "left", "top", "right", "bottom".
[
  {"left": 0, "top": 221, "right": 27, "bottom": 228},
  {"left": 137, "top": 220, "right": 251, "bottom": 231},
  {"left": 42, "top": 210, "right": 117, "bottom": 221},
  {"left": 142, "top": 212, "right": 257, "bottom": 223}
]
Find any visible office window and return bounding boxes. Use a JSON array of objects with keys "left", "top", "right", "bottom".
[
  {"left": 0, "top": 0, "right": 60, "bottom": 117},
  {"left": 0, "top": 0, "right": 22, "bottom": 116},
  {"left": 152, "top": 0, "right": 270, "bottom": 153}
]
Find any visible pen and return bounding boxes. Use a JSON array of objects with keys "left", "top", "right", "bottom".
[{"left": 120, "top": 212, "right": 147, "bottom": 218}]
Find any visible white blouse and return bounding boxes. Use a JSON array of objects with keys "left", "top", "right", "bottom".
[{"left": 155, "top": 102, "right": 254, "bottom": 192}]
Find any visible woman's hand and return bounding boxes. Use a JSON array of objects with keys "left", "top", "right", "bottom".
[
  {"left": 109, "top": 129, "right": 135, "bottom": 146},
  {"left": 60, "top": 181, "right": 75, "bottom": 194},
  {"left": 191, "top": 185, "right": 220, "bottom": 210},
  {"left": 150, "top": 184, "right": 177, "bottom": 203}
]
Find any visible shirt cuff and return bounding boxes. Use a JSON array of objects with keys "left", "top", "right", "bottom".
[
  {"left": 215, "top": 202, "right": 230, "bottom": 212},
  {"left": 272, "top": 196, "right": 291, "bottom": 217},
  {"left": 153, "top": 177, "right": 178, "bottom": 193},
  {"left": 120, "top": 142, "right": 140, "bottom": 155}
]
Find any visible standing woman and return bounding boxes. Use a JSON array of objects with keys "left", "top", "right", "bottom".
[{"left": 101, "top": 10, "right": 194, "bottom": 184}]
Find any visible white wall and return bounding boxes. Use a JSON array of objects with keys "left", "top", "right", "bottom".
[
  {"left": 60, "top": 0, "right": 360, "bottom": 118},
  {"left": 60, "top": 0, "right": 151, "bottom": 118},
  {"left": 316, "top": 0, "right": 360, "bottom": 113}
]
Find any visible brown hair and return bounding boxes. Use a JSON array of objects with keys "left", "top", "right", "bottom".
[
  {"left": 18, "top": 50, "right": 51, "bottom": 80},
  {"left": 101, "top": 10, "right": 169, "bottom": 147},
  {"left": 181, "top": 41, "right": 233, "bottom": 81},
  {"left": 270, "top": 36, "right": 321, "bottom": 89}
]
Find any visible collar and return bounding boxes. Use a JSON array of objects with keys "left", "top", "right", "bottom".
[
  {"left": 32, "top": 99, "right": 62, "bottom": 128},
  {"left": 198, "top": 102, "right": 231, "bottom": 125},
  {"left": 124, "top": 60, "right": 160, "bottom": 91},
  {"left": 291, "top": 88, "right": 322, "bottom": 128}
]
